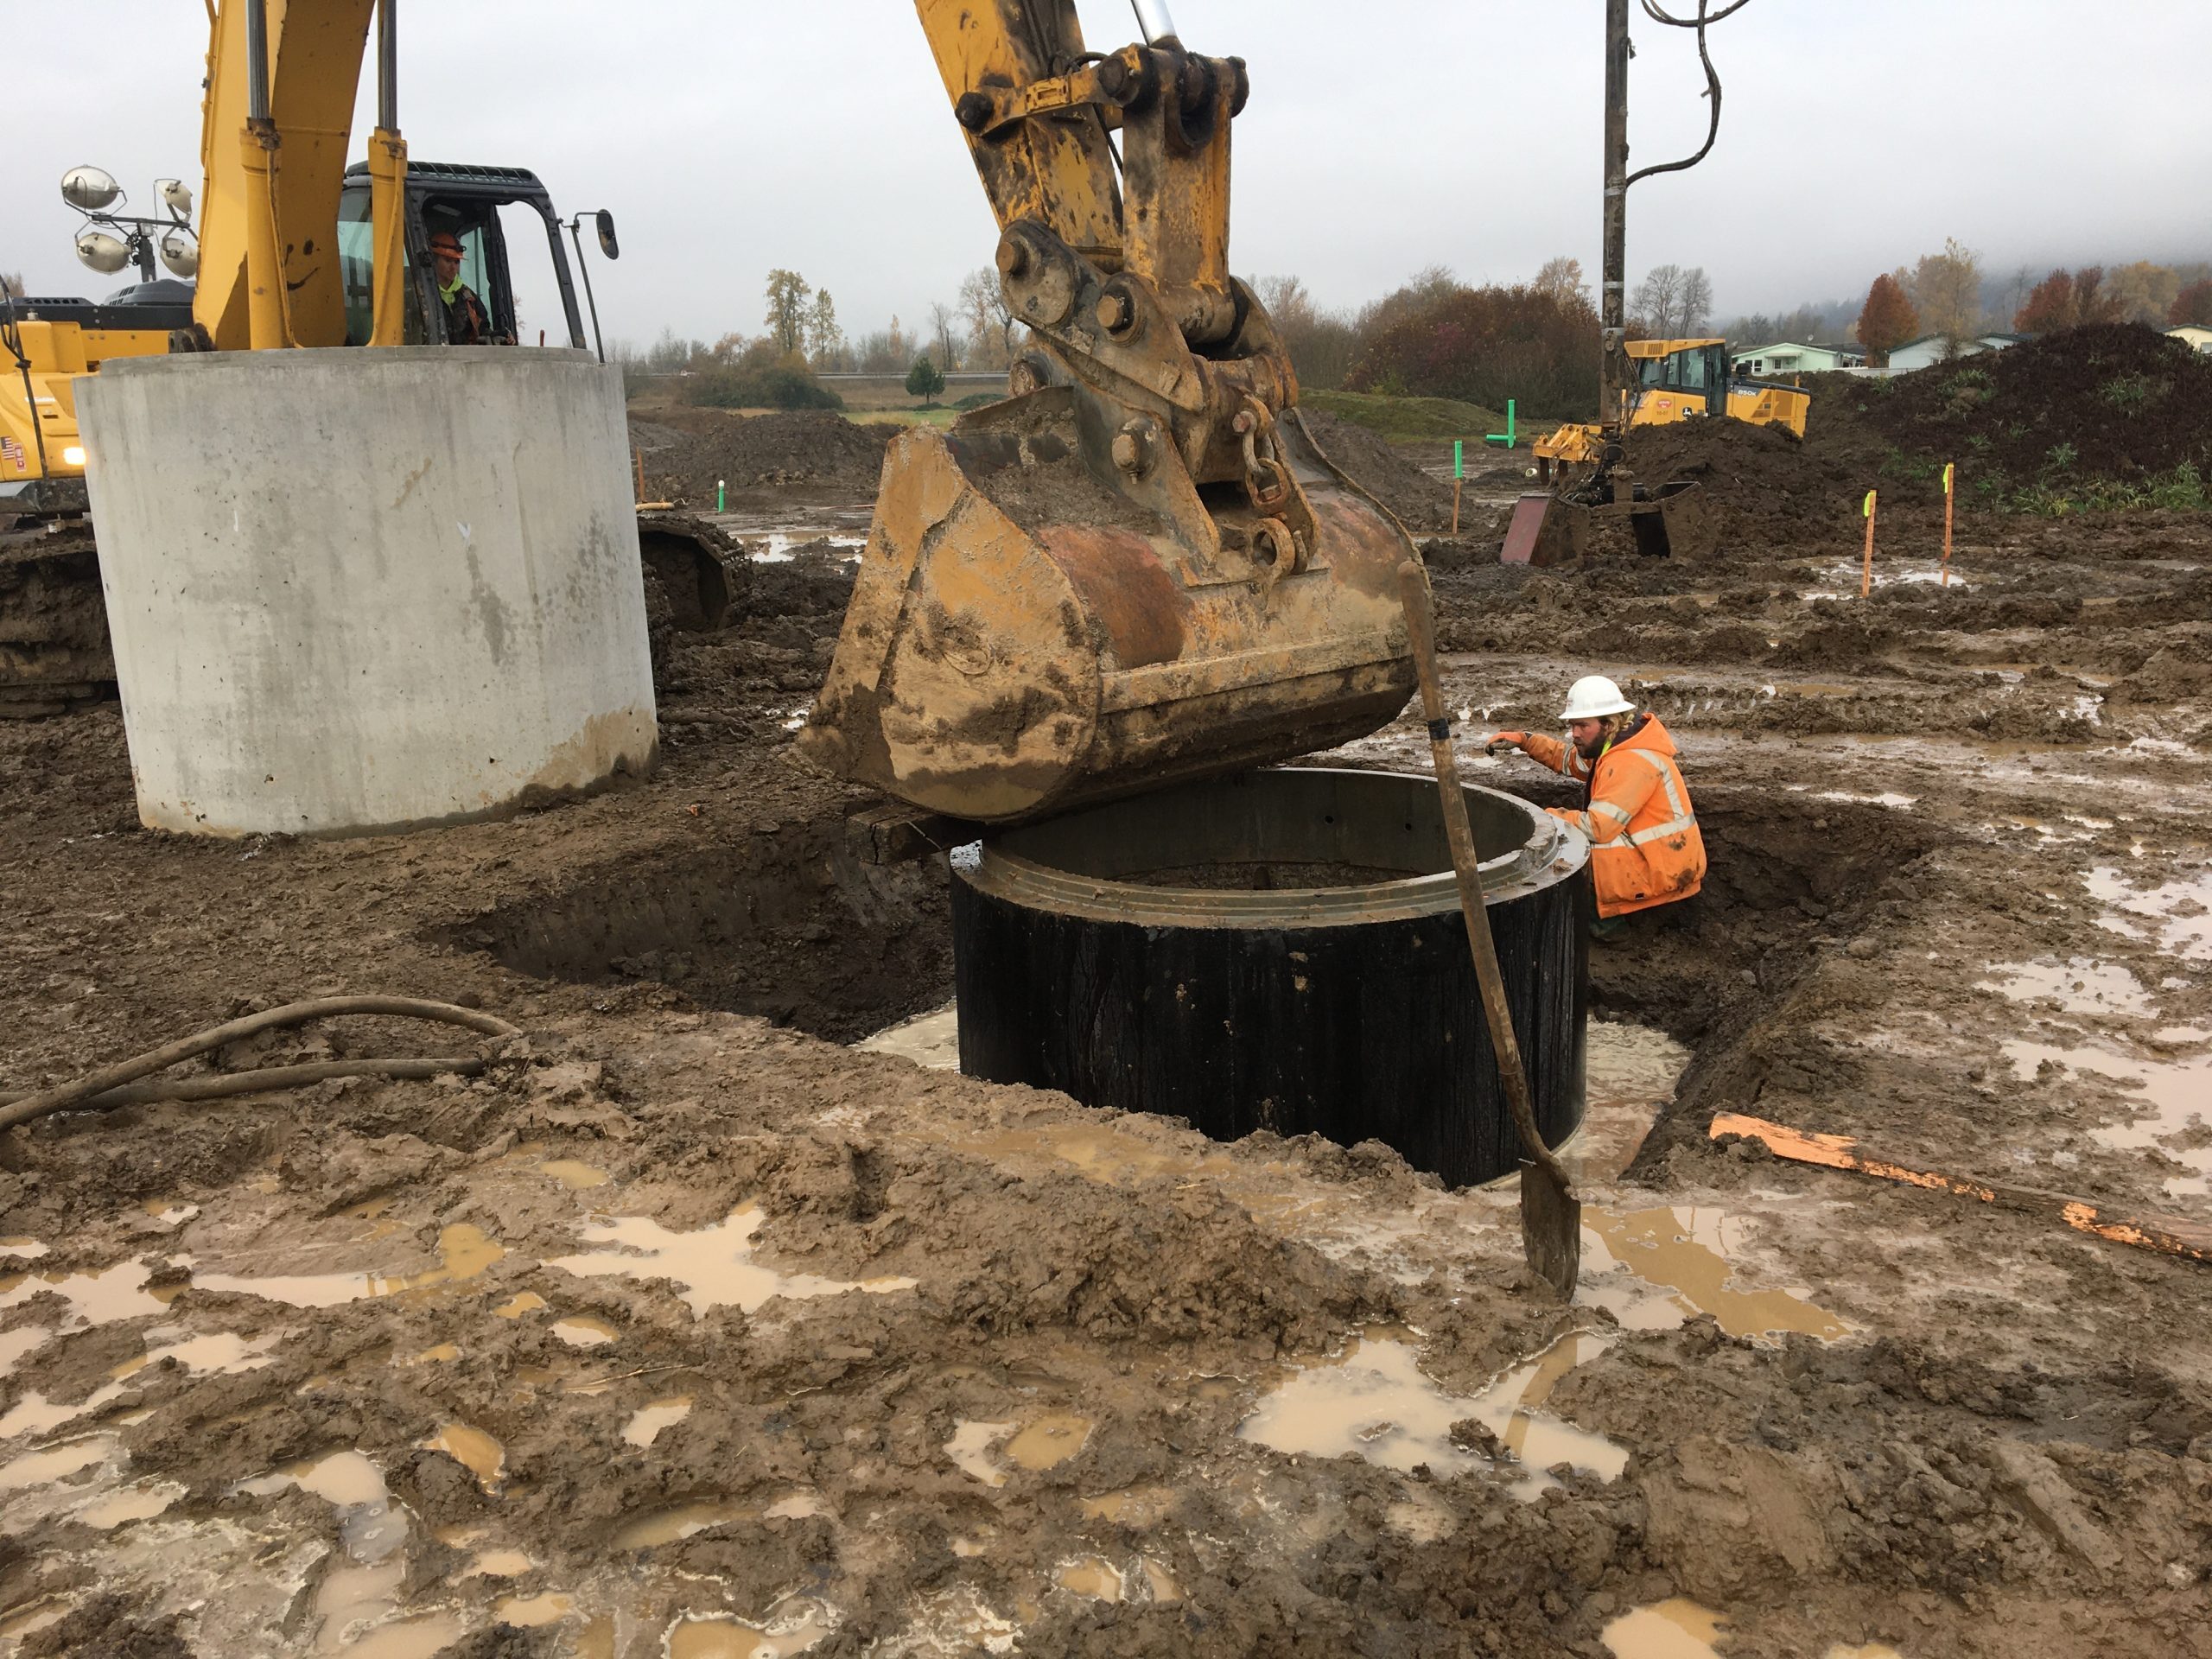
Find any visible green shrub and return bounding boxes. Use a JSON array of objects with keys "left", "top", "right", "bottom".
[{"left": 683, "top": 364, "right": 843, "bottom": 410}]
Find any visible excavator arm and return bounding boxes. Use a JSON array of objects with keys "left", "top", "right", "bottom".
[
  {"left": 195, "top": 0, "right": 406, "bottom": 350},
  {"left": 801, "top": 2, "right": 1417, "bottom": 824}
]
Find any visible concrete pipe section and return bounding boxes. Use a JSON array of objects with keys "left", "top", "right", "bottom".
[
  {"left": 952, "top": 767, "right": 1592, "bottom": 1188},
  {"left": 77, "top": 347, "right": 657, "bottom": 836}
]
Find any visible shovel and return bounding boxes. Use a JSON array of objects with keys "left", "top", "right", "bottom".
[{"left": 1397, "top": 562, "right": 1581, "bottom": 1299}]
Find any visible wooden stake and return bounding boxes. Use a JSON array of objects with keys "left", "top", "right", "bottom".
[
  {"left": 1859, "top": 488, "right": 1878, "bottom": 598},
  {"left": 633, "top": 446, "right": 645, "bottom": 506},
  {"left": 1941, "top": 462, "right": 1955, "bottom": 586},
  {"left": 1711, "top": 1112, "right": 2212, "bottom": 1266}
]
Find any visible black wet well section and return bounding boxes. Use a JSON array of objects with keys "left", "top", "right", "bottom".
[{"left": 953, "top": 768, "right": 1591, "bottom": 1188}]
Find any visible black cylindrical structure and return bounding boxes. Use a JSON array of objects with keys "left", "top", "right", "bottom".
[{"left": 951, "top": 768, "right": 1591, "bottom": 1188}]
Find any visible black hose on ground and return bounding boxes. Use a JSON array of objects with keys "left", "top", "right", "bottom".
[{"left": 0, "top": 996, "right": 522, "bottom": 1132}]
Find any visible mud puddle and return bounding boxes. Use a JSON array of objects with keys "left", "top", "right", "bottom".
[
  {"left": 1239, "top": 1328, "right": 1625, "bottom": 1499},
  {"left": 550, "top": 1205, "right": 918, "bottom": 1314},
  {"left": 2005, "top": 1035, "right": 2212, "bottom": 1194}
]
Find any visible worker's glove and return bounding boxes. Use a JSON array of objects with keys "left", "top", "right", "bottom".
[{"left": 1484, "top": 731, "right": 1527, "bottom": 756}]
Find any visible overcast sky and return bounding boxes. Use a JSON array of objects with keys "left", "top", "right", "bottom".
[{"left": 10, "top": 2, "right": 2209, "bottom": 348}]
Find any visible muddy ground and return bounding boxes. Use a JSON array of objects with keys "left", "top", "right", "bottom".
[{"left": 2, "top": 409, "right": 2210, "bottom": 1658}]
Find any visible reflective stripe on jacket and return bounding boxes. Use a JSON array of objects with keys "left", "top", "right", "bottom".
[{"left": 1523, "top": 713, "right": 1706, "bottom": 918}]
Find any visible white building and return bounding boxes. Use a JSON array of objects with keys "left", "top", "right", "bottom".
[
  {"left": 2167, "top": 324, "right": 2212, "bottom": 355},
  {"left": 1730, "top": 341, "right": 1866, "bottom": 378},
  {"left": 1886, "top": 333, "right": 2030, "bottom": 372}
]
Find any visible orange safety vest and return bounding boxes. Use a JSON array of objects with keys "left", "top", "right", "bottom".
[{"left": 1523, "top": 713, "right": 1706, "bottom": 919}]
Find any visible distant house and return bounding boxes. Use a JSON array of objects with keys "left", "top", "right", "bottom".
[
  {"left": 1729, "top": 341, "right": 1866, "bottom": 378},
  {"left": 1886, "top": 333, "right": 2030, "bottom": 372},
  {"left": 2168, "top": 324, "right": 2212, "bottom": 355}
]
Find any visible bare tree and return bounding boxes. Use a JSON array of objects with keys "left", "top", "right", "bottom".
[
  {"left": 764, "top": 269, "right": 810, "bottom": 356},
  {"left": 0, "top": 271, "right": 22, "bottom": 299},
  {"left": 1677, "top": 268, "right": 1713, "bottom": 334},
  {"left": 1630, "top": 264, "right": 1686, "bottom": 336},
  {"left": 957, "top": 267, "right": 1016, "bottom": 368},
  {"left": 928, "top": 301, "right": 961, "bottom": 372},
  {"left": 1531, "top": 257, "right": 1591, "bottom": 309}
]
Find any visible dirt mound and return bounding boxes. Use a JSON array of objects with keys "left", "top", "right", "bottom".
[
  {"left": 1299, "top": 409, "right": 1457, "bottom": 531},
  {"left": 632, "top": 411, "right": 894, "bottom": 508},
  {"left": 1623, "top": 417, "right": 1872, "bottom": 550},
  {"left": 1809, "top": 325, "right": 2212, "bottom": 501}
]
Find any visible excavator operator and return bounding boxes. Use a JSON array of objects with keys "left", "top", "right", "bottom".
[
  {"left": 427, "top": 229, "right": 493, "bottom": 345},
  {"left": 1487, "top": 676, "right": 1706, "bottom": 941}
]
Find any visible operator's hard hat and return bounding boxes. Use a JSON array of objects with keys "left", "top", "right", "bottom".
[
  {"left": 428, "top": 230, "right": 466, "bottom": 256},
  {"left": 1560, "top": 675, "right": 1636, "bottom": 721}
]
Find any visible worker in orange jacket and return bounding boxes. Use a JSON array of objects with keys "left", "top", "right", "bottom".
[{"left": 1488, "top": 675, "right": 1706, "bottom": 940}]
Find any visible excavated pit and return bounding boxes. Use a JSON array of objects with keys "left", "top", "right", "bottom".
[{"left": 454, "top": 826, "right": 953, "bottom": 1043}]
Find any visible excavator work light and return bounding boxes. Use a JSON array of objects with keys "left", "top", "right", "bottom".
[
  {"left": 61, "top": 165, "right": 122, "bottom": 212},
  {"left": 74, "top": 231, "right": 130, "bottom": 274},
  {"left": 156, "top": 178, "right": 195, "bottom": 219},
  {"left": 158, "top": 229, "right": 199, "bottom": 278}
]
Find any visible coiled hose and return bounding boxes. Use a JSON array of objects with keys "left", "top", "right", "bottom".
[{"left": 0, "top": 996, "right": 522, "bottom": 1132}]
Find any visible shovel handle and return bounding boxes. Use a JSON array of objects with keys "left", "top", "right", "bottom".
[{"left": 1398, "top": 563, "right": 1573, "bottom": 1194}]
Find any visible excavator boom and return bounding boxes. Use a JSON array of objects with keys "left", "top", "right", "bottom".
[{"left": 800, "top": 1, "right": 1416, "bottom": 823}]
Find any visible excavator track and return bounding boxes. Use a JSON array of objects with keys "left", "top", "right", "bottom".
[{"left": 0, "top": 519, "right": 113, "bottom": 717}]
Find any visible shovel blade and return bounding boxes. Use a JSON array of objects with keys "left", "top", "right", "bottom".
[{"left": 1520, "top": 1162, "right": 1582, "bottom": 1300}]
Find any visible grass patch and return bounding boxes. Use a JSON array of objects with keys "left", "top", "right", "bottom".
[{"left": 1301, "top": 390, "right": 1508, "bottom": 442}]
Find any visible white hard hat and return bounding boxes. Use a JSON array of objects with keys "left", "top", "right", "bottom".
[{"left": 1560, "top": 675, "right": 1636, "bottom": 721}]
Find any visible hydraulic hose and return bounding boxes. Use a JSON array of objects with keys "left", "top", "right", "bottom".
[{"left": 0, "top": 996, "right": 521, "bottom": 1132}]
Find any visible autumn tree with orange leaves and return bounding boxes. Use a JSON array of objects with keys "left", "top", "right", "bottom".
[
  {"left": 2014, "top": 267, "right": 2124, "bottom": 334},
  {"left": 2173, "top": 280, "right": 2212, "bottom": 327},
  {"left": 1854, "top": 274, "right": 1919, "bottom": 365}
]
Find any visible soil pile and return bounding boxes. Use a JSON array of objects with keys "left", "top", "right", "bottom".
[
  {"left": 1624, "top": 418, "right": 1872, "bottom": 550},
  {"left": 631, "top": 410, "right": 894, "bottom": 507},
  {"left": 1809, "top": 324, "right": 2212, "bottom": 496},
  {"left": 1300, "top": 409, "right": 1458, "bottom": 530}
]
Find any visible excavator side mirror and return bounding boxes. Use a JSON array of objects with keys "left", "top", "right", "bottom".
[{"left": 594, "top": 211, "right": 620, "bottom": 261}]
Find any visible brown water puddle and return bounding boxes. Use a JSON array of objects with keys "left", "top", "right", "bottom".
[
  {"left": 622, "top": 1395, "right": 694, "bottom": 1447},
  {"left": 2006, "top": 1036, "right": 2212, "bottom": 1192},
  {"left": 550, "top": 1206, "right": 917, "bottom": 1316},
  {"left": 1237, "top": 1329, "right": 1626, "bottom": 1498},
  {"left": 1582, "top": 1207, "right": 1853, "bottom": 1342},
  {"left": 0, "top": 1256, "right": 173, "bottom": 1328},
  {"left": 492, "top": 1592, "right": 576, "bottom": 1628},
  {"left": 192, "top": 1223, "right": 505, "bottom": 1309},
  {"left": 664, "top": 1599, "right": 835, "bottom": 1656},
  {"left": 538, "top": 1158, "right": 611, "bottom": 1190},
  {"left": 2087, "top": 865, "right": 2212, "bottom": 962},
  {"left": 613, "top": 1500, "right": 743, "bottom": 1549},
  {"left": 420, "top": 1422, "right": 505, "bottom": 1492},
  {"left": 552, "top": 1313, "right": 621, "bottom": 1348},
  {"left": 1054, "top": 1555, "right": 1125, "bottom": 1600},
  {"left": 1977, "top": 956, "right": 2152, "bottom": 1016}
]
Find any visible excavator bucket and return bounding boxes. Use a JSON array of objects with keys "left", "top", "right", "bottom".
[{"left": 798, "top": 390, "right": 1416, "bottom": 824}]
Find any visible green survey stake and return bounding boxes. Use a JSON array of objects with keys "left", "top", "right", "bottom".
[{"left": 1453, "top": 439, "right": 1464, "bottom": 480}]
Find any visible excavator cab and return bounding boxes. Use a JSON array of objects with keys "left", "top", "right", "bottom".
[
  {"left": 335, "top": 162, "right": 594, "bottom": 350},
  {"left": 800, "top": 1, "right": 1415, "bottom": 825}
]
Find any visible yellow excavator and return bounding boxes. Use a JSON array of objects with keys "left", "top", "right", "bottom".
[
  {"left": 1530, "top": 337, "right": 1809, "bottom": 477},
  {"left": 1503, "top": 337, "right": 1812, "bottom": 567},
  {"left": 1, "top": 1, "right": 727, "bottom": 714},
  {"left": 801, "top": 0, "right": 1415, "bottom": 823}
]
